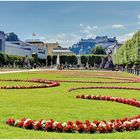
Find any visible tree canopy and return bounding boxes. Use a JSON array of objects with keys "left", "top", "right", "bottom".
[
  {"left": 6, "top": 32, "right": 20, "bottom": 41},
  {"left": 114, "top": 30, "right": 140, "bottom": 66},
  {"left": 91, "top": 45, "right": 106, "bottom": 55}
]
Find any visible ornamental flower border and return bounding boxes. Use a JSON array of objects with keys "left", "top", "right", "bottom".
[
  {"left": 6, "top": 95, "right": 140, "bottom": 133},
  {"left": 76, "top": 95, "right": 140, "bottom": 108},
  {"left": 6, "top": 114, "right": 140, "bottom": 133},
  {"left": 60, "top": 75, "right": 138, "bottom": 82},
  {"left": 68, "top": 86, "right": 140, "bottom": 92},
  {"left": 0, "top": 79, "right": 60, "bottom": 89},
  {"left": 50, "top": 80, "right": 139, "bottom": 84}
]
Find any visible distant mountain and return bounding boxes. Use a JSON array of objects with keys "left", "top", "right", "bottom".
[{"left": 69, "top": 36, "right": 117, "bottom": 55}]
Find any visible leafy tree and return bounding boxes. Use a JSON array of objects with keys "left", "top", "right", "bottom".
[
  {"left": 114, "top": 30, "right": 140, "bottom": 67},
  {"left": 91, "top": 45, "right": 106, "bottom": 55},
  {"left": 0, "top": 52, "right": 5, "bottom": 66},
  {"left": 32, "top": 53, "right": 39, "bottom": 65},
  {"left": 6, "top": 32, "right": 20, "bottom": 41},
  {"left": 81, "top": 56, "right": 88, "bottom": 65}
]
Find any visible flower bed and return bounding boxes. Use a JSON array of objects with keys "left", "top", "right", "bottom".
[
  {"left": 76, "top": 95, "right": 140, "bottom": 108},
  {"left": 68, "top": 86, "right": 140, "bottom": 92},
  {"left": 6, "top": 114, "right": 140, "bottom": 133},
  {"left": 60, "top": 75, "right": 137, "bottom": 82},
  {"left": 0, "top": 79, "right": 60, "bottom": 89},
  {"left": 50, "top": 80, "right": 139, "bottom": 84},
  {"left": 5, "top": 74, "right": 140, "bottom": 134}
]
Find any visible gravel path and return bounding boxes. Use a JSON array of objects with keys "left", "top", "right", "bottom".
[{"left": 0, "top": 69, "right": 53, "bottom": 74}]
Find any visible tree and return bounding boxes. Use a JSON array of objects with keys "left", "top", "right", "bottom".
[
  {"left": 114, "top": 30, "right": 140, "bottom": 67},
  {"left": 6, "top": 32, "right": 20, "bottom": 41},
  {"left": 91, "top": 45, "right": 106, "bottom": 55},
  {"left": 32, "top": 53, "right": 39, "bottom": 65}
]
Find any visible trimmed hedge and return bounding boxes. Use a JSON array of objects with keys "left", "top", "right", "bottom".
[
  {"left": 0, "top": 52, "right": 108, "bottom": 68},
  {"left": 47, "top": 55, "right": 107, "bottom": 66},
  {"left": 114, "top": 30, "right": 140, "bottom": 67},
  {"left": 0, "top": 52, "right": 45, "bottom": 67}
]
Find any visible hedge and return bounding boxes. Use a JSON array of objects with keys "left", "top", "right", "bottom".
[
  {"left": 46, "top": 55, "right": 108, "bottom": 67},
  {"left": 0, "top": 52, "right": 45, "bottom": 67},
  {"left": 114, "top": 30, "right": 140, "bottom": 67},
  {"left": 0, "top": 52, "right": 108, "bottom": 68}
]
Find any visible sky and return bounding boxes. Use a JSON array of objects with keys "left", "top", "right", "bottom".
[{"left": 0, "top": 1, "right": 140, "bottom": 47}]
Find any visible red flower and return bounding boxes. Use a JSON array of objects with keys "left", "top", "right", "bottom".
[
  {"left": 64, "top": 124, "right": 75, "bottom": 133},
  {"left": 46, "top": 122, "right": 54, "bottom": 132},
  {"left": 23, "top": 119, "right": 33, "bottom": 129},
  {"left": 33, "top": 121, "right": 42, "bottom": 130},
  {"left": 55, "top": 123, "right": 63, "bottom": 132},
  {"left": 76, "top": 124, "right": 85, "bottom": 133},
  {"left": 6, "top": 118, "right": 15, "bottom": 126}
]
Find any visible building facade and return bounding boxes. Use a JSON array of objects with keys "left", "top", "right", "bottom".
[
  {"left": 45, "top": 42, "right": 61, "bottom": 55},
  {"left": 0, "top": 31, "right": 5, "bottom": 52},
  {"left": 69, "top": 36, "right": 117, "bottom": 54},
  {"left": 5, "top": 40, "right": 47, "bottom": 59},
  {"left": 0, "top": 31, "right": 47, "bottom": 59}
]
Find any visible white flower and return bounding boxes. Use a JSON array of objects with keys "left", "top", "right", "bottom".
[
  {"left": 99, "top": 122, "right": 107, "bottom": 128},
  {"left": 91, "top": 95, "right": 95, "bottom": 98},
  {"left": 14, "top": 120, "right": 20, "bottom": 126},
  {"left": 85, "top": 95, "right": 89, "bottom": 98},
  {"left": 23, "top": 119, "right": 31, "bottom": 125},
  {"left": 83, "top": 124, "right": 86, "bottom": 128},
  {"left": 53, "top": 121, "right": 59, "bottom": 127},
  {"left": 91, "top": 123, "right": 97, "bottom": 128},
  {"left": 136, "top": 119, "right": 140, "bottom": 122},
  {"left": 45, "top": 120, "right": 51, "bottom": 123},
  {"left": 123, "top": 121, "right": 132, "bottom": 126},
  {"left": 107, "top": 122, "right": 113, "bottom": 125},
  {"left": 73, "top": 123, "right": 76, "bottom": 128},
  {"left": 131, "top": 119, "right": 137, "bottom": 123},
  {"left": 34, "top": 121, "right": 39, "bottom": 125},
  {"left": 41, "top": 120, "right": 46, "bottom": 125},
  {"left": 62, "top": 122, "right": 67, "bottom": 127}
]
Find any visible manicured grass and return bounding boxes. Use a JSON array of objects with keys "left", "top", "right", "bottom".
[{"left": 0, "top": 70, "right": 140, "bottom": 138}]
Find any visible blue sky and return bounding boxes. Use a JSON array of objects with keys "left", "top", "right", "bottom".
[{"left": 0, "top": 1, "right": 140, "bottom": 47}]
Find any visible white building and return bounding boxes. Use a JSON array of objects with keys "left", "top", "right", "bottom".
[
  {"left": 0, "top": 31, "right": 47, "bottom": 59},
  {"left": 5, "top": 41, "right": 47, "bottom": 59}
]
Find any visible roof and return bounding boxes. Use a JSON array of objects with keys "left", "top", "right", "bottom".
[
  {"left": 45, "top": 42, "right": 58, "bottom": 45},
  {"left": 25, "top": 39, "right": 44, "bottom": 44},
  {"left": 53, "top": 48, "right": 68, "bottom": 50},
  {"left": 53, "top": 48, "right": 74, "bottom": 53}
]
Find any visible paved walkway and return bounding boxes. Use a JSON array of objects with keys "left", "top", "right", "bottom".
[{"left": 0, "top": 69, "right": 54, "bottom": 74}]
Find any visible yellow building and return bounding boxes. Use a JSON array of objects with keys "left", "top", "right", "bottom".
[{"left": 45, "top": 42, "right": 61, "bottom": 55}]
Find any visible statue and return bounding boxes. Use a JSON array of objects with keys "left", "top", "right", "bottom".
[
  {"left": 77, "top": 55, "right": 81, "bottom": 66},
  {"left": 56, "top": 54, "right": 60, "bottom": 69}
]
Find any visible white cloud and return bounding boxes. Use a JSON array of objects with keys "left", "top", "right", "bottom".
[
  {"left": 40, "top": 33, "right": 81, "bottom": 48},
  {"left": 80, "top": 24, "right": 97, "bottom": 38},
  {"left": 112, "top": 24, "right": 125, "bottom": 29},
  {"left": 39, "top": 23, "right": 137, "bottom": 48},
  {"left": 39, "top": 24, "right": 98, "bottom": 48},
  {"left": 117, "top": 32, "right": 135, "bottom": 42},
  {"left": 93, "top": 26, "right": 98, "bottom": 29},
  {"left": 138, "top": 14, "right": 140, "bottom": 19}
]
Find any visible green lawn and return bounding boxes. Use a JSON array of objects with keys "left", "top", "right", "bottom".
[{"left": 0, "top": 70, "right": 140, "bottom": 139}]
